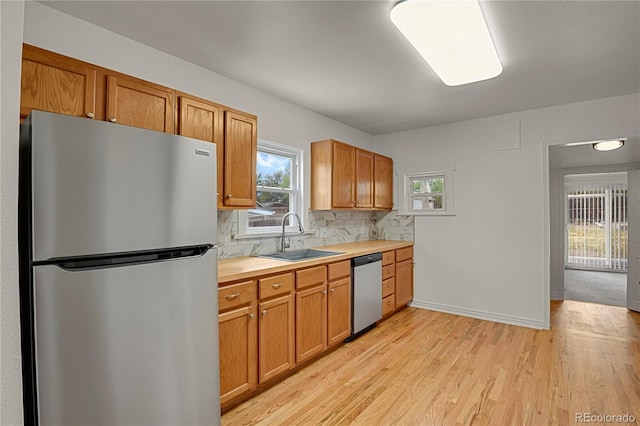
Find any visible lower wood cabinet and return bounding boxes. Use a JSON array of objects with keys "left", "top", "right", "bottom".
[
  {"left": 219, "top": 245, "right": 412, "bottom": 409},
  {"left": 327, "top": 260, "right": 351, "bottom": 346},
  {"left": 381, "top": 247, "right": 414, "bottom": 312},
  {"left": 295, "top": 266, "right": 328, "bottom": 363},
  {"left": 395, "top": 247, "right": 414, "bottom": 308},
  {"left": 218, "top": 303, "right": 257, "bottom": 404},
  {"left": 258, "top": 273, "right": 294, "bottom": 383}
]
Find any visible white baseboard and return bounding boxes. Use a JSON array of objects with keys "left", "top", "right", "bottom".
[{"left": 409, "top": 299, "right": 545, "bottom": 329}]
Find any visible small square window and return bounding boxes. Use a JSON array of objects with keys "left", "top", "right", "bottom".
[{"left": 398, "top": 166, "right": 455, "bottom": 216}]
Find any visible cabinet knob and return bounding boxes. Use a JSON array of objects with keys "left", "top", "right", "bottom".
[
  {"left": 322, "top": 290, "right": 327, "bottom": 295},
  {"left": 248, "top": 313, "right": 255, "bottom": 319},
  {"left": 86, "top": 112, "right": 95, "bottom": 119},
  {"left": 227, "top": 194, "right": 233, "bottom": 199},
  {"left": 330, "top": 288, "right": 335, "bottom": 293},
  {"left": 262, "top": 310, "right": 267, "bottom": 315},
  {"left": 109, "top": 117, "right": 117, "bottom": 123}
]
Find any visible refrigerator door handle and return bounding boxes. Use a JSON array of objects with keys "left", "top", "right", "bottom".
[{"left": 43, "top": 244, "right": 214, "bottom": 271}]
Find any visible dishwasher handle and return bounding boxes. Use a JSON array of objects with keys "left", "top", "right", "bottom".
[{"left": 352, "top": 252, "right": 382, "bottom": 267}]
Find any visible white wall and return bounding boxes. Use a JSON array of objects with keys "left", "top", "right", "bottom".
[
  {"left": 1, "top": 1, "right": 26, "bottom": 424},
  {"left": 373, "top": 94, "right": 640, "bottom": 329}
]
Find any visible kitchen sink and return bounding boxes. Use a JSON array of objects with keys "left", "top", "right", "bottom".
[{"left": 256, "top": 249, "right": 344, "bottom": 262}]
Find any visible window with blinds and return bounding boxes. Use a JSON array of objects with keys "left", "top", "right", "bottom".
[{"left": 565, "top": 172, "right": 628, "bottom": 271}]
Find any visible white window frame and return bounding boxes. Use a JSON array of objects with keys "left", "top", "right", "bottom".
[
  {"left": 237, "top": 139, "right": 304, "bottom": 237},
  {"left": 398, "top": 165, "right": 456, "bottom": 216}
]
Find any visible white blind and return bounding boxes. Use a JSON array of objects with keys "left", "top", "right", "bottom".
[{"left": 565, "top": 175, "right": 628, "bottom": 271}]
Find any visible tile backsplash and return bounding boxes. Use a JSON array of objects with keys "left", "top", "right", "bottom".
[{"left": 217, "top": 210, "right": 414, "bottom": 259}]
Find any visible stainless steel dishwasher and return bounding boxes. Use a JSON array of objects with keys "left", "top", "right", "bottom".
[{"left": 347, "top": 252, "right": 382, "bottom": 341}]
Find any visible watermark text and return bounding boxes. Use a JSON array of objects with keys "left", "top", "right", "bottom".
[{"left": 576, "top": 413, "right": 636, "bottom": 423}]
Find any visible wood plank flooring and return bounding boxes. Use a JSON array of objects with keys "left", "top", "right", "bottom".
[{"left": 222, "top": 301, "right": 640, "bottom": 425}]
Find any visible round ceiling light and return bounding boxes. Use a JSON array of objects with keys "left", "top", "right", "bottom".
[{"left": 592, "top": 140, "right": 624, "bottom": 151}]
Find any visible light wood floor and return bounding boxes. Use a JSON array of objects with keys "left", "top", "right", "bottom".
[{"left": 222, "top": 301, "right": 640, "bottom": 425}]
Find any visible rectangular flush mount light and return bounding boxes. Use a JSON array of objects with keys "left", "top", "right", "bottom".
[{"left": 390, "top": 0, "right": 503, "bottom": 86}]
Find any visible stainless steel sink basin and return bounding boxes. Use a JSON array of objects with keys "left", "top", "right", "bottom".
[{"left": 257, "top": 249, "right": 344, "bottom": 262}]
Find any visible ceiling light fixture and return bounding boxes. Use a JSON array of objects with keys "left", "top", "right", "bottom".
[
  {"left": 592, "top": 140, "right": 625, "bottom": 152},
  {"left": 390, "top": 0, "right": 503, "bottom": 86}
]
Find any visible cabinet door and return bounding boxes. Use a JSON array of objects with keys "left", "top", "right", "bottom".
[
  {"left": 219, "top": 305, "right": 257, "bottom": 404},
  {"left": 295, "top": 284, "right": 327, "bottom": 363},
  {"left": 331, "top": 142, "right": 356, "bottom": 208},
  {"left": 178, "top": 96, "right": 223, "bottom": 205},
  {"left": 223, "top": 110, "right": 257, "bottom": 208},
  {"left": 258, "top": 294, "right": 294, "bottom": 382},
  {"left": 355, "top": 149, "right": 373, "bottom": 208},
  {"left": 328, "top": 277, "right": 351, "bottom": 346},
  {"left": 395, "top": 258, "right": 414, "bottom": 308},
  {"left": 106, "top": 75, "right": 174, "bottom": 132},
  {"left": 374, "top": 154, "right": 393, "bottom": 210},
  {"left": 21, "top": 46, "right": 96, "bottom": 121}
]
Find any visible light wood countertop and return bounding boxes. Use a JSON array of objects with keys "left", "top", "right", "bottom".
[{"left": 218, "top": 240, "right": 413, "bottom": 285}]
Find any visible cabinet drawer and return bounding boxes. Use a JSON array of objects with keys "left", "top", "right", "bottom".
[
  {"left": 382, "top": 251, "right": 395, "bottom": 266},
  {"left": 382, "top": 294, "right": 395, "bottom": 317},
  {"left": 328, "top": 260, "right": 351, "bottom": 281},
  {"left": 382, "top": 264, "right": 395, "bottom": 280},
  {"left": 382, "top": 277, "right": 395, "bottom": 298},
  {"left": 259, "top": 273, "right": 293, "bottom": 299},
  {"left": 219, "top": 280, "right": 257, "bottom": 311},
  {"left": 396, "top": 246, "right": 413, "bottom": 262},
  {"left": 296, "top": 265, "right": 327, "bottom": 290}
]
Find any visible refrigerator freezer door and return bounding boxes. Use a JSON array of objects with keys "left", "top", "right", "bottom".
[
  {"left": 27, "top": 111, "right": 217, "bottom": 262},
  {"left": 33, "top": 249, "right": 219, "bottom": 425}
]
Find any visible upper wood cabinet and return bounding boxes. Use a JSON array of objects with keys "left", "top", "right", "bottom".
[
  {"left": 311, "top": 139, "right": 392, "bottom": 211},
  {"left": 331, "top": 141, "right": 356, "bottom": 208},
  {"left": 374, "top": 154, "right": 394, "bottom": 210},
  {"left": 20, "top": 44, "right": 97, "bottom": 121},
  {"left": 21, "top": 45, "right": 260, "bottom": 210},
  {"left": 177, "top": 96, "right": 258, "bottom": 209},
  {"left": 355, "top": 149, "right": 374, "bottom": 208},
  {"left": 177, "top": 94, "right": 224, "bottom": 205},
  {"left": 106, "top": 75, "right": 175, "bottom": 133},
  {"left": 222, "top": 110, "right": 257, "bottom": 208}
]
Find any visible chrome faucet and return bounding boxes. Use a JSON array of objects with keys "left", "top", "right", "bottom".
[{"left": 281, "top": 212, "right": 304, "bottom": 252}]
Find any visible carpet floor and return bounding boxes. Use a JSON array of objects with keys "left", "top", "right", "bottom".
[{"left": 564, "top": 268, "right": 627, "bottom": 307}]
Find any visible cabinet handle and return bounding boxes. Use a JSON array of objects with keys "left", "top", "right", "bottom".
[
  {"left": 248, "top": 313, "right": 255, "bottom": 319},
  {"left": 271, "top": 283, "right": 283, "bottom": 289},
  {"left": 86, "top": 112, "right": 95, "bottom": 119},
  {"left": 225, "top": 292, "right": 240, "bottom": 300},
  {"left": 262, "top": 310, "right": 267, "bottom": 315},
  {"left": 109, "top": 117, "right": 117, "bottom": 123}
]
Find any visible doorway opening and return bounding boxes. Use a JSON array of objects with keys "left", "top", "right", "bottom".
[{"left": 564, "top": 172, "right": 627, "bottom": 307}]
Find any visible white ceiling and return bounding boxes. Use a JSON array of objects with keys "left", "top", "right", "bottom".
[{"left": 39, "top": 0, "right": 640, "bottom": 135}]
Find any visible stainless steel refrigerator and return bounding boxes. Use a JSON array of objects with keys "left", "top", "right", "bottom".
[{"left": 18, "top": 111, "right": 220, "bottom": 425}]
